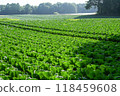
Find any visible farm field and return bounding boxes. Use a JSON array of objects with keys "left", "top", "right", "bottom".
[{"left": 0, "top": 15, "right": 120, "bottom": 80}]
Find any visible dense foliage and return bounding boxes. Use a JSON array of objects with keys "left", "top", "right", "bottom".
[
  {"left": 0, "top": 3, "right": 97, "bottom": 15},
  {"left": 86, "top": 0, "right": 120, "bottom": 15},
  {"left": 0, "top": 16, "right": 120, "bottom": 80}
]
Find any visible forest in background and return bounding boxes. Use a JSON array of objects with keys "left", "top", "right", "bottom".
[{"left": 0, "top": 2, "right": 97, "bottom": 15}]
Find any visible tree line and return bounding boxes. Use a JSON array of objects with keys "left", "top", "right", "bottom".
[
  {"left": 86, "top": 0, "right": 120, "bottom": 15},
  {"left": 0, "top": 2, "right": 97, "bottom": 15}
]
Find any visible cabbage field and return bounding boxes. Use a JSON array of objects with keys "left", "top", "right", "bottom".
[{"left": 0, "top": 15, "right": 120, "bottom": 80}]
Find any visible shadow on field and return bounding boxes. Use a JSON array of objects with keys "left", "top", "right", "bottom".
[
  {"left": 73, "top": 38, "right": 120, "bottom": 80},
  {"left": 74, "top": 14, "right": 120, "bottom": 19},
  {"left": 73, "top": 15, "right": 120, "bottom": 79}
]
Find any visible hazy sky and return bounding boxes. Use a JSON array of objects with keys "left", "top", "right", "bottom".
[{"left": 0, "top": 0, "right": 88, "bottom": 6}]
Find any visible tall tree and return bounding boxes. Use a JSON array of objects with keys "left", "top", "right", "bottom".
[
  {"left": 31, "top": 6, "right": 38, "bottom": 14},
  {"left": 2, "top": 3, "right": 21, "bottom": 14},
  {"left": 24, "top": 4, "right": 32, "bottom": 14},
  {"left": 38, "top": 3, "right": 52, "bottom": 14},
  {"left": 59, "top": 3, "right": 77, "bottom": 13},
  {"left": 85, "top": 0, "right": 120, "bottom": 15},
  {"left": 52, "top": 2, "right": 62, "bottom": 13},
  {"left": 0, "top": 5, "right": 5, "bottom": 14}
]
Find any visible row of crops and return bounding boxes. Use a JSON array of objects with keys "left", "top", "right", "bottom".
[
  {"left": 8, "top": 18, "right": 120, "bottom": 35},
  {"left": 0, "top": 18, "right": 120, "bottom": 80},
  {"left": 0, "top": 18, "right": 120, "bottom": 42}
]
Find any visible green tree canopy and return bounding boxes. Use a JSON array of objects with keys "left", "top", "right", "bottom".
[
  {"left": 38, "top": 3, "right": 52, "bottom": 14},
  {"left": 86, "top": 0, "right": 120, "bottom": 15},
  {"left": 1, "top": 3, "right": 20, "bottom": 14},
  {"left": 24, "top": 4, "right": 32, "bottom": 14},
  {"left": 0, "top": 2, "right": 97, "bottom": 15}
]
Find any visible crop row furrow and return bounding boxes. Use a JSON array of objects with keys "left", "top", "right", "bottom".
[
  {"left": 0, "top": 22, "right": 119, "bottom": 42},
  {"left": 1, "top": 21, "right": 114, "bottom": 36}
]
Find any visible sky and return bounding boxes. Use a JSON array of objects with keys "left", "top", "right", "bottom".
[{"left": 0, "top": 0, "right": 88, "bottom": 6}]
